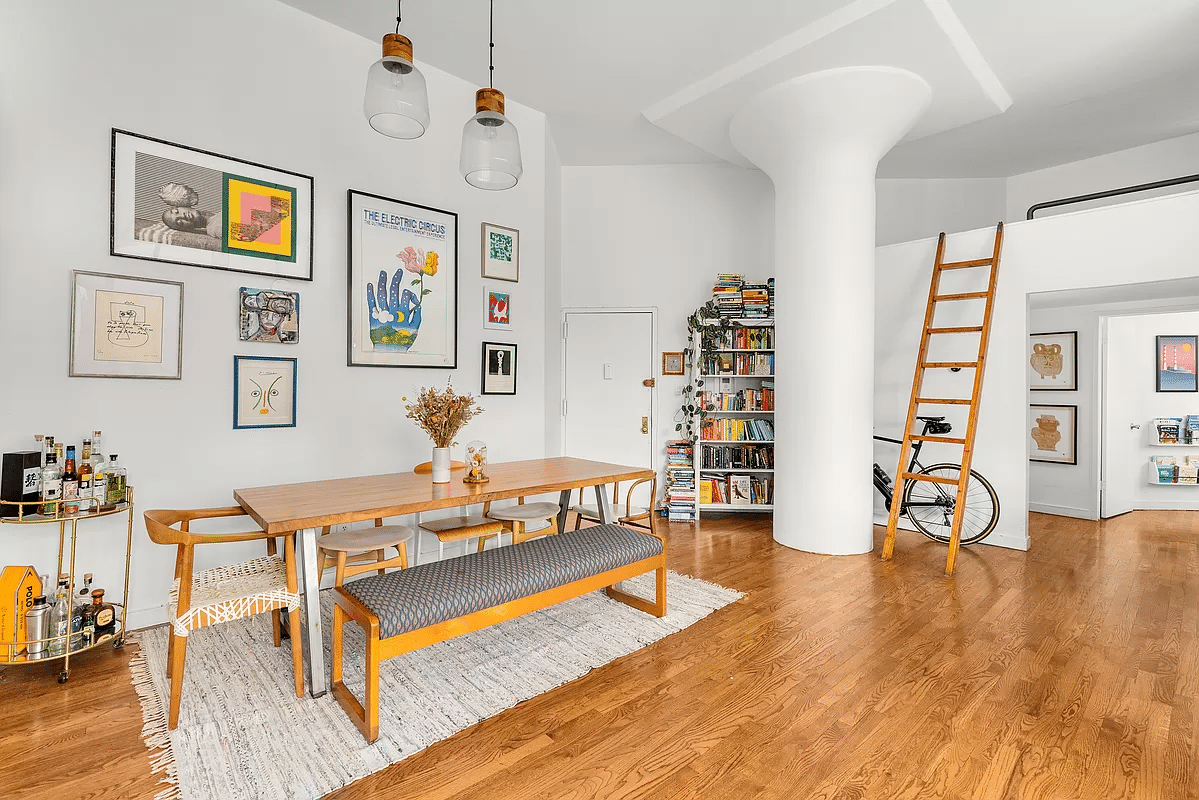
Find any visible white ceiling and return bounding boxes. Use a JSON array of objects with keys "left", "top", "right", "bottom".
[{"left": 278, "top": 0, "right": 1199, "bottom": 178}]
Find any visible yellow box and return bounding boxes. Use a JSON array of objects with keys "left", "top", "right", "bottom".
[{"left": 0, "top": 566, "right": 41, "bottom": 661}]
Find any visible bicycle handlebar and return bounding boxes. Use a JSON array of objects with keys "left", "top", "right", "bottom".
[{"left": 872, "top": 435, "right": 903, "bottom": 445}]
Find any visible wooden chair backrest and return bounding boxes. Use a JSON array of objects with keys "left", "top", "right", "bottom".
[
  {"left": 144, "top": 506, "right": 273, "bottom": 546},
  {"left": 412, "top": 460, "right": 467, "bottom": 474}
]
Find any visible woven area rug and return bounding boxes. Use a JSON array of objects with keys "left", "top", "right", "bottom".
[{"left": 129, "top": 571, "right": 741, "bottom": 800}]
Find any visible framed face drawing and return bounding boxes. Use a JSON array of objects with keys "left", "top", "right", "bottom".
[
  {"left": 1028, "top": 331, "right": 1077, "bottom": 391},
  {"left": 233, "top": 356, "right": 297, "bottom": 429},
  {"left": 240, "top": 287, "right": 299, "bottom": 343},
  {"left": 481, "top": 341, "right": 517, "bottom": 395},
  {"left": 110, "top": 129, "right": 313, "bottom": 280},
  {"left": 69, "top": 270, "right": 184, "bottom": 379},
  {"left": 1029, "top": 404, "right": 1077, "bottom": 465},
  {"left": 347, "top": 190, "right": 458, "bottom": 368},
  {"left": 480, "top": 222, "right": 519, "bottom": 282},
  {"left": 1156, "top": 335, "right": 1198, "bottom": 392},
  {"left": 484, "top": 286, "right": 511, "bottom": 331}
]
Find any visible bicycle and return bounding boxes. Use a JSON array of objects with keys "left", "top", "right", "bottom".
[{"left": 873, "top": 415, "right": 1000, "bottom": 545}]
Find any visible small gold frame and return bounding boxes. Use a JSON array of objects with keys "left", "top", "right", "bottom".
[{"left": 662, "top": 351, "right": 685, "bottom": 376}]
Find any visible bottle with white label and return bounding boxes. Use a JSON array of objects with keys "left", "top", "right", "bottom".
[
  {"left": 89, "top": 431, "right": 104, "bottom": 472},
  {"left": 40, "top": 452, "right": 61, "bottom": 515}
]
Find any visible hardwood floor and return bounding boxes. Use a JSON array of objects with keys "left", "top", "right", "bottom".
[{"left": 3, "top": 511, "right": 1197, "bottom": 799}]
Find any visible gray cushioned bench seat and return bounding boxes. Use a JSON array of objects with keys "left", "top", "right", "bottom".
[{"left": 343, "top": 523, "right": 663, "bottom": 639}]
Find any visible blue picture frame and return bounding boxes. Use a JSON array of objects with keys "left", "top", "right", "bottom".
[{"left": 233, "top": 355, "right": 297, "bottom": 429}]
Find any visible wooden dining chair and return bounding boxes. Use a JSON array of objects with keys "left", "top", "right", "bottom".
[
  {"left": 571, "top": 476, "right": 658, "bottom": 532},
  {"left": 412, "top": 460, "right": 504, "bottom": 561},
  {"left": 487, "top": 497, "right": 562, "bottom": 545},
  {"left": 318, "top": 518, "right": 414, "bottom": 587},
  {"left": 143, "top": 507, "right": 304, "bottom": 730}
]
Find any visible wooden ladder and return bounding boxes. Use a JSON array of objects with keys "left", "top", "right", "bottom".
[{"left": 881, "top": 222, "right": 1004, "bottom": 575}]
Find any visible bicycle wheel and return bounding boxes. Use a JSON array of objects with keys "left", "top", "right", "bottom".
[{"left": 902, "top": 463, "right": 1000, "bottom": 545}]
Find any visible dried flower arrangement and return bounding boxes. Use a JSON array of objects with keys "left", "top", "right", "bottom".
[{"left": 403, "top": 381, "right": 483, "bottom": 448}]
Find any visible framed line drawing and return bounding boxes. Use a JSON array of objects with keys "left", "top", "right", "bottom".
[
  {"left": 347, "top": 189, "right": 458, "bottom": 368},
  {"left": 480, "top": 222, "right": 519, "bottom": 282},
  {"left": 69, "top": 270, "right": 183, "bottom": 379},
  {"left": 481, "top": 341, "right": 517, "bottom": 395},
  {"left": 240, "top": 287, "right": 299, "bottom": 343},
  {"left": 1156, "top": 335, "right": 1198, "bottom": 392},
  {"left": 484, "top": 285, "right": 511, "bottom": 331},
  {"left": 1029, "top": 331, "right": 1077, "bottom": 391},
  {"left": 662, "top": 351, "right": 685, "bottom": 376},
  {"left": 233, "top": 356, "right": 297, "bottom": 429},
  {"left": 1029, "top": 404, "right": 1077, "bottom": 465},
  {"left": 111, "top": 129, "right": 314, "bottom": 280}
]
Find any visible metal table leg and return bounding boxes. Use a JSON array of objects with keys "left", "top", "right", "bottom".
[
  {"left": 294, "top": 526, "right": 327, "bottom": 697},
  {"left": 594, "top": 485, "right": 625, "bottom": 591},
  {"left": 556, "top": 490, "right": 572, "bottom": 534}
]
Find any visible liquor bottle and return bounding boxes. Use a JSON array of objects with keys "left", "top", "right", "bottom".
[
  {"left": 42, "top": 435, "right": 54, "bottom": 470},
  {"left": 79, "top": 441, "right": 93, "bottom": 511},
  {"left": 69, "top": 580, "right": 84, "bottom": 650},
  {"left": 34, "top": 434, "right": 44, "bottom": 469},
  {"left": 75, "top": 574, "right": 94, "bottom": 646},
  {"left": 40, "top": 452, "right": 61, "bottom": 515},
  {"left": 92, "top": 457, "right": 108, "bottom": 508},
  {"left": 90, "top": 589, "right": 116, "bottom": 640},
  {"left": 89, "top": 431, "right": 104, "bottom": 472},
  {"left": 47, "top": 577, "right": 70, "bottom": 656},
  {"left": 103, "top": 455, "right": 127, "bottom": 509},
  {"left": 77, "top": 573, "right": 93, "bottom": 600},
  {"left": 61, "top": 446, "right": 79, "bottom": 514}
]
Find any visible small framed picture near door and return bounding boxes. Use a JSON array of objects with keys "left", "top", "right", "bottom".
[
  {"left": 481, "top": 342, "right": 517, "bottom": 395},
  {"left": 484, "top": 285, "right": 511, "bottom": 331},
  {"left": 1028, "top": 331, "right": 1076, "bottom": 390},
  {"left": 662, "top": 351, "right": 685, "bottom": 376},
  {"left": 480, "top": 222, "right": 519, "bottom": 282},
  {"left": 1029, "top": 404, "right": 1077, "bottom": 465},
  {"left": 1156, "top": 335, "right": 1198, "bottom": 392},
  {"left": 233, "top": 355, "right": 297, "bottom": 429},
  {"left": 70, "top": 270, "right": 184, "bottom": 379}
]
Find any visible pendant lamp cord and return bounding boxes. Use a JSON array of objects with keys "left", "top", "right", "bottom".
[
  {"left": 489, "top": 0, "right": 495, "bottom": 89},
  {"left": 395, "top": 0, "right": 402, "bottom": 35}
]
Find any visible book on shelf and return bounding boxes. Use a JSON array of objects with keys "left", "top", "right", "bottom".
[
  {"left": 1154, "top": 417, "right": 1183, "bottom": 443},
  {"left": 729, "top": 475, "right": 751, "bottom": 505},
  {"left": 701, "top": 352, "right": 774, "bottom": 376},
  {"left": 699, "top": 418, "right": 775, "bottom": 442}
]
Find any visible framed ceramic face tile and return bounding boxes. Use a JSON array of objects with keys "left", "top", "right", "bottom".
[
  {"left": 240, "top": 287, "right": 299, "bottom": 343},
  {"left": 233, "top": 356, "right": 297, "bottom": 429},
  {"left": 1028, "top": 331, "right": 1076, "bottom": 391},
  {"left": 480, "top": 222, "right": 518, "bottom": 282}
]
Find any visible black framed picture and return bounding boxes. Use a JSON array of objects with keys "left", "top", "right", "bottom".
[
  {"left": 1156, "top": 335, "right": 1198, "bottom": 392},
  {"left": 347, "top": 190, "right": 458, "bottom": 368},
  {"left": 481, "top": 342, "right": 517, "bottom": 395},
  {"left": 111, "top": 129, "right": 314, "bottom": 280}
]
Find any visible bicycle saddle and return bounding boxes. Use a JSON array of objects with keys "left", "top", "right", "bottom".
[{"left": 915, "top": 415, "right": 946, "bottom": 422}]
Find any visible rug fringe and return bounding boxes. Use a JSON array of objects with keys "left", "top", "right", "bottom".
[
  {"left": 665, "top": 569, "right": 746, "bottom": 600},
  {"left": 127, "top": 632, "right": 183, "bottom": 800}
]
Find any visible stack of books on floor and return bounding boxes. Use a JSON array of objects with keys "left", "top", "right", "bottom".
[
  {"left": 699, "top": 418, "right": 775, "bottom": 442},
  {"left": 664, "top": 439, "right": 696, "bottom": 521},
  {"left": 741, "top": 281, "right": 771, "bottom": 317},
  {"left": 699, "top": 474, "right": 773, "bottom": 505},
  {"left": 712, "top": 274, "right": 744, "bottom": 317}
]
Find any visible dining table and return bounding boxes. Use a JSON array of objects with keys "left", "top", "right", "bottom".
[{"left": 234, "top": 456, "right": 655, "bottom": 697}]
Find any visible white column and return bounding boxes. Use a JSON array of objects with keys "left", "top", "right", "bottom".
[{"left": 730, "top": 67, "right": 930, "bottom": 555}]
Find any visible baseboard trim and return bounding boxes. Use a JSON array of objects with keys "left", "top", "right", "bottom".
[
  {"left": 873, "top": 514, "right": 1029, "bottom": 551},
  {"left": 1029, "top": 502, "right": 1097, "bottom": 520}
]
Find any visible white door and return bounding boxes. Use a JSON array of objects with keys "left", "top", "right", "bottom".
[
  {"left": 563, "top": 311, "right": 655, "bottom": 507},
  {"left": 1101, "top": 316, "right": 1138, "bottom": 518}
]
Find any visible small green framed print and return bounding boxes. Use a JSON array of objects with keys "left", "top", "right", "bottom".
[
  {"left": 233, "top": 355, "right": 297, "bottom": 429},
  {"left": 481, "top": 222, "right": 519, "bottom": 282}
]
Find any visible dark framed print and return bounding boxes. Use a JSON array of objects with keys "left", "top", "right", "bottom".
[
  {"left": 69, "top": 270, "right": 184, "bottom": 380},
  {"left": 240, "top": 287, "right": 299, "bottom": 344},
  {"left": 111, "top": 129, "right": 313, "bottom": 280},
  {"left": 481, "top": 341, "right": 517, "bottom": 395},
  {"left": 1029, "top": 404, "right": 1077, "bottom": 465},
  {"left": 347, "top": 190, "right": 458, "bottom": 368},
  {"left": 481, "top": 222, "right": 519, "bottom": 282},
  {"left": 1029, "top": 331, "right": 1077, "bottom": 391},
  {"left": 662, "top": 351, "right": 685, "bottom": 376},
  {"left": 233, "top": 356, "right": 297, "bottom": 429},
  {"left": 1156, "top": 335, "right": 1198, "bottom": 392}
]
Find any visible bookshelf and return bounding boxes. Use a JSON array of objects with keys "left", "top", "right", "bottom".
[{"left": 691, "top": 317, "right": 776, "bottom": 516}]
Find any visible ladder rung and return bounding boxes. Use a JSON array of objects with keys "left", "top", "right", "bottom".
[
  {"left": 915, "top": 397, "right": 972, "bottom": 405},
  {"left": 940, "top": 258, "right": 993, "bottom": 270},
  {"left": 927, "top": 326, "right": 984, "bottom": 334},
  {"left": 909, "top": 435, "right": 967, "bottom": 445},
  {"left": 922, "top": 361, "right": 979, "bottom": 369},
  {"left": 934, "top": 292, "right": 990, "bottom": 301},
  {"left": 901, "top": 472, "right": 961, "bottom": 485}
]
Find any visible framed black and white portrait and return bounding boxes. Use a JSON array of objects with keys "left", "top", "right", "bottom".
[{"left": 481, "top": 341, "right": 517, "bottom": 395}]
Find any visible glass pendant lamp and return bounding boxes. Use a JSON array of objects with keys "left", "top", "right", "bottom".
[
  {"left": 460, "top": 0, "right": 522, "bottom": 190},
  {"left": 364, "top": 0, "right": 430, "bottom": 139}
]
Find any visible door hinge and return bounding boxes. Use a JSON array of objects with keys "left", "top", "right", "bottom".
[
  {"left": 562, "top": 321, "right": 568, "bottom": 339},
  {"left": 562, "top": 399, "right": 568, "bottom": 416}
]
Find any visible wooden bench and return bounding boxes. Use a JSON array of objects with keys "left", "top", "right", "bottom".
[{"left": 330, "top": 522, "right": 667, "bottom": 742}]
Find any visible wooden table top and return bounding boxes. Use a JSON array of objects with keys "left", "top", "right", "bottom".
[{"left": 234, "top": 456, "right": 654, "bottom": 534}]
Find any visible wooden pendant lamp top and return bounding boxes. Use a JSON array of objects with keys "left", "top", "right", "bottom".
[
  {"left": 382, "top": 33, "right": 414, "bottom": 63},
  {"left": 475, "top": 88, "right": 505, "bottom": 115}
]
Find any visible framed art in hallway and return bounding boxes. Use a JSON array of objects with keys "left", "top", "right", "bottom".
[
  {"left": 110, "top": 129, "right": 314, "bottom": 281},
  {"left": 347, "top": 190, "right": 458, "bottom": 369},
  {"left": 69, "top": 270, "right": 184, "bottom": 379},
  {"left": 480, "top": 222, "right": 519, "bottom": 282},
  {"left": 1028, "top": 331, "right": 1076, "bottom": 391},
  {"left": 1029, "top": 404, "right": 1077, "bottom": 465},
  {"left": 481, "top": 342, "right": 517, "bottom": 395},
  {"left": 1156, "top": 335, "right": 1197, "bottom": 392},
  {"left": 233, "top": 355, "right": 297, "bottom": 429}
]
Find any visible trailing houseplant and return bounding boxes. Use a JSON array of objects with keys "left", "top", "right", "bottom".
[{"left": 674, "top": 300, "right": 735, "bottom": 442}]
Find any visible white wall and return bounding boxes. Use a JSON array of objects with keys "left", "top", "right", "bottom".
[
  {"left": 544, "top": 129, "right": 563, "bottom": 455},
  {"left": 877, "top": 178, "right": 1006, "bottom": 246},
  {"left": 0, "top": 0, "right": 548, "bottom": 628},
  {"left": 875, "top": 189, "right": 1199, "bottom": 551},
  {"left": 560, "top": 164, "right": 774, "bottom": 472},
  {"left": 1007, "top": 131, "right": 1199, "bottom": 222}
]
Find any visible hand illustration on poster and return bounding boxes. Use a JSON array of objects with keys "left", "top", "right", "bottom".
[{"left": 366, "top": 247, "right": 440, "bottom": 351}]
